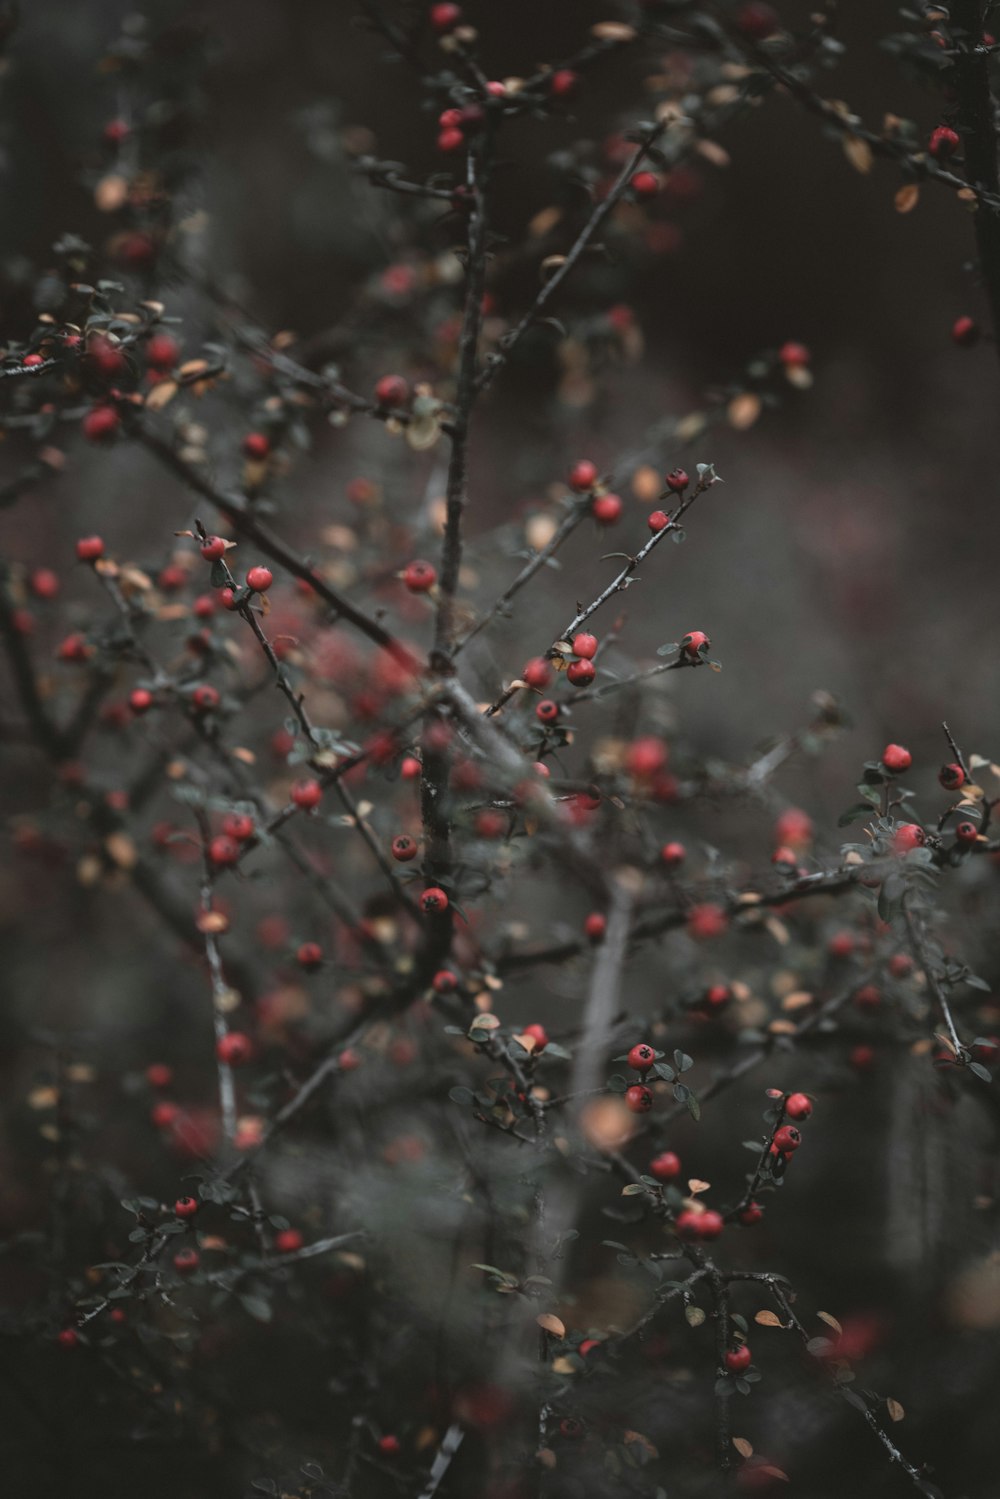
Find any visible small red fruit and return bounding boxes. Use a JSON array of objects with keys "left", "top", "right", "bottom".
[
  {"left": 374, "top": 374, "right": 410, "bottom": 408},
  {"left": 438, "top": 127, "right": 465, "bottom": 152},
  {"left": 536, "top": 699, "right": 559, "bottom": 724},
  {"left": 567, "top": 658, "right": 595, "bottom": 685},
  {"left": 146, "top": 1063, "right": 173, "bottom": 1089},
  {"left": 882, "top": 743, "right": 912, "bottom": 773},
  {"left": 129, "top": 688, "right": 153, "bottom": 714},
  {"left": 631, "top": 170, "right": 659, "bottom": 200},
  {"left": 174, "top": 1196, "right": 199, "bottom": 1219},
  {"left": 725, "top": 1344, "right": 752, "bottom": 1373},
  {"left": 243, "top": 432, "right": 271, "bottom": 460},
  {"left": 146, "top": 333, "right": 179, "bottom": 369},
  {"left": 549, "top": 69, "right": 578, "bottom": 97},
  {"left": 784, "top": 1093, "right": 812, "bottom": 1120},
  {"left": 30, "top": 568, "right": 60, "bottom": 599},
  {"left": 704, "top": 983, "right": 732, "bottom": 1012},
  {"left": 850, "top": 1043, "right": 876, "bottom": 1072},
  {"left": 429, "top": 2, "right": 461, "bottom": 30},
  {"left": 854, "top": 983, "right": 881, "bottom": 1011},
  {"left": 275, "top": 1227, "right": 304, "bottom": 1253},
  {"left": 928, "top": 125, "right": 960, "bottom": 158},
  {"left": 75, "top": 535, "right": 104, "bottom": 562},
  {"left": 246, "top": 565, "right": 273, "bottom": 593},
  {"left": 433, "top": 969, "right": 458, "bottom": 994},
  {"left": 151, "top": 1100, "right": 180, "bottom": 1129},
  {"left": 778, "top": 340, "right": 810, "bottom": 367},
  {"left": 216, "top": 1032, "right": 253, "bottom": 1066},
  {"left": 221, "top": 813, "right": 255, "bottom": 842},
  {"left": 772, "top": 1124, "right": 801, "bottom": 1153},
  {"left": 82, "top": 405, "right": 120, "bottom": 442},
  {"left": 682, "top": 630, "right": 709, "bottom": 656},
  {"left": 569, "top": 459, "right": 598, "bottom": 492},
  {"left": 57, "top": 1328, "right": 80, "bottom": 1348},
  {"left": 675, "top": 1209, "right": 702, "bottom": 1239},
  {"left": 648, "top": 509, "right": 669, "bottom": 533},
  {"left": 420, "top": 886, "right": 449, "bottom": 914},
  {"left": 952, "top": 315, "right": 980, "bottom": 348},
  {"left": 523, "top": 657, "right": 552, "bottom": 689},
  {"left": 297, "top": 941, "right": 323, "bottom": 970},
  {"left": 626, "top": 736, "right": 668, "bottom": 779},
  {"left": 391, "top": 834, "right": 418, "bottom": 861},
  {"left": 955, "top": 820, "right": 979, "bottom": 844},
  {"left": 584, "top": 912, "right": 607, "bottom": 942},
  {"left": 403, "top": 559, "right": 436, "bottom": 592},
  {"left": 572, "top": 632, "right": 598, "bottom": 659},
  {"left": 628, "top": 1043, "right": 656, "bottom": 1071},
  {"left": 291, "top": 779, "right": 323, "bottom": 810},
  {"left": 739, "top": 1201, "right": 763, "bottom": 1226},
  {"left": 650, "top": 1151, "right": 681, "bottom": 1181},
  {"left": 624, "top": 1084, "right": 653, "bottom": 1113},
  {"left": 592, "top": 493, "right": 622, "bottom": 525},
  {"left": 173, "top": 1247, "right": 199, "bottom": 1275},
  {"left": 191, "top": 684, "right": 220, "bottom": 712},
  {"left": 699, "top": 1210, "right": 724, "bottom": 1240},
  {"left": 522, "top": 1023, "right": 549, "bottom": 1050},
  {"left": 687, "top": 903, "right": 728, "bottom": 940},
  {"left": 892, "top": 823, "right": 926, "bottom": 853},
  {"left": 939, "top": 762, "right": 966, "bottom": 790},
  {"left": 665, "top": 468, "right": 689, "bottom": 493},
  {"left": 660, "top": 841, "right": 685, "bottom": 867}
]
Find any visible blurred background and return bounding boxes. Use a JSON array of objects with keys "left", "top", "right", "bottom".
[{"left": 1, "top": 2, "right": 999, "bottom": 1496}]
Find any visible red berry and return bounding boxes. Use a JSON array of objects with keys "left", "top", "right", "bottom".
[
  {"left": 892, "top": 823, "right": 925, "bottom": 853},
  {"left": 401, "top": 754, "right": 422, "bottom": 779},
  {"left": 56, "top": 633, "right": 90, "bottom": 663},
  {"left": 243, "top": 432, "right": 271, "bottom": 460},
  {"left": 173, "top": 1247, "right": 199, "bottom": 1275},
  {"left": 559, "top": 1418, "right": 584, "bottom": 1439},
  {"left": 660, "top": 841, "right": 685, "bottom": 867},
  {"left": 275, "top": 1227, "right": 303, "bottom": 1253},
  {"left": 725, "top": 1344, "right": 752, "bottom": 1373},
  {"left": 567, "top": 658, "right": 595, "bottom": 685},
  {"left": 698, "top": 1210, "right": 724, "bottom": 1240},
  {"left": 191, "top": 684, "right": 220, "bottom": 712},
  {"left": 174, "top": 1196, "right": 199, "bottom": 1219},
  {"left": 429, "top": 2, "right": 461, "bottom": 30},
  {"left": 146, "top": 1063, "right": 172, "bottom": 1089},
  {"left": 592, "top": 493, "right": 622, "bottom": 525},
  {"left": 631, "top": 170, "right": 659, "bottom": 200},
  {"left": 391, "top": 834, "right": 418, "bottom": 861},
  {"left": 772, "top": 1124, "right": 801, "bottom": 1153},
  {"left": 30, "top": 567, "right": 60, "bottom": 599},
  {"left": 76, "top": 534, "right": 104, "bottom": 562},
  {"left": 438, "top": 127, "right": 465, "bottom": 152},
  {"left": 784, "top": 1092, "right": 812, "bottom": 1120},
  {"left": 374, "top": 374, "right": 410, "bottom": 408},
  {"left": 939, "top": 762, "right": 966, "bottom": 790},
  {"left": 572, "top": 632, "right": 598, "bottom": 659},
  {"left": 146, "top": 333, "right": 179, "bottom": 369},
  {"left": 297, "top": 941, "right": 323, "bottom": 970},
  {"left": 402, "top": 559, "right": 436, "bottom": 593},
  {"left": 850, "top": 1043, "right": 876, "bottom": 1072},
  {"left": 439, "top": 108, "right": 463, "bottom": 129},
  {"left": 433, "top": 969, "right": 458, "bottom": 994},
  {"left": 209, "top": 835, "right": 240, "bottom": 868},
  {"left": 22, "top": 353, "right": 44, "bottom": 367},
  {"left": 688, "top": 904, "right": 728, "bottom": 940},
  {"left": 929, "top": 125, "right": 960, "bottom": 158},
  {"left": 291, "top": 778, "right": 323, "bottom": 810},
  {"left": 569, "top": 459, "right": 598, "bottom": 492},
  {"left": 778, "top": 340, "right": 810, "bottom": 367},
  {"left": 549, "top": 69, "right": 578, "bottom": 97},
  {"left": 704, "top": 983, "right": 732, "bottom": 1012},
  {"left": 682, "top": 630, "right": 710, "bottom": 656},
  {"left": 151, "top": 1100, "right": 180, "bottom": 1129},
  {"left": 584, "top": 912, "right": 606, "bottom": 942},
  {"left": 626, "top": 736, "right": 668, "bottom": 779},
  {"left": 536, "top": 699, "right": 559, "bottom": 724},
  {"left": 952, "top": 315, "right": 980, "bottom": 348},
  {"left": 888, "top": 953, "right": 913, "bottom": 978},
  {"left": 246, "top": 565, "right": 273, "bottom": 593},
  {"left": 103, "top": 118, "right": 130, "bottom": 145},
  {"left": 955, "top": 820, "right": 979, "bottom": 844},
  {"left": 675, "top": 1209, "right": 702, "bottom": 1239},
  {"left": 774, "top": 807, "right": 813, "bottom": 848},
  {"left": 216, "top": 1031, "right": 253, "bottom": 1066},
  {"left": 420, "top": 886, "right": 449, "bottom": 914},
  {"left": 881, "top": 743, "right": 912, "bottom": 773},
  {"left": 221, "top": 813, "right": 255, "bottom": 842},
  {"left": 739, "top": 1201, "right": 763, "bottom": 1226},
  {"left": 648, "top": 509, "right": 669, "bottom": 533},
  {"left": 128, "top": 687, "right": 153, "bottom": 715},
  {"left": 200, "top": 536, "right": 228, "bottom": 562},
  {"left": 624, "top": 1084, "right": 653, "bottom": 1113},
  {"left": 854, "top": 983, "right": 881, "bottom": 1011},
  {"left": 378, "top": 1434, "right": 401, "bottom": 1456},
  {"left": 628, "top": 1043, "right": 656, "bottom": 1071},
  {"left": 522, "top": 1023, "right": 549, "bottom": 1050},
  {"left": 523, "top": 657, "right": 552, "bottom": 689},
  {"left": 57, "top": 1328, "right": 80, "bottom": 1348},
  {"left": 665, "top": 468, "right": 689, "bottom": 493},
  {"left": 650, "top": 1151, "right": 681, "bottom": 1181}
]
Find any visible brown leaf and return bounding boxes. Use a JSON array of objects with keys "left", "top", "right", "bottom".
[
  {"left": 817, "top": 1311, "right": 843, "bottom": 1334},
  {"left": 894, "top": 183, "right": 920, "bottom": 214},
  {"left": 591, "top": 22, "right": 636, "bottom": 42},
  {"left": 104, "top": 832, "right": 137, "bottom": 870},
  {"left": 732, "top": 1438, "right": 754, "bottom": 1458},
  {"left": 727, "top": 392, "right": 762, "bottom": 430},
  {"left": 755, "top": 1309, "right": 785, "bottom": 1327},
  {"left": 685, "top": 1305, "right": 706, "bottom": 1327},
  {"left": 687, "top": 1178, "right": 711, "bottom": 1194},
  {"left": 536, "top": 1313, "right": 566, "bottom": 1338},
  {"left": 886, "top": 1398, "right": 905, "bottom": 1422}
]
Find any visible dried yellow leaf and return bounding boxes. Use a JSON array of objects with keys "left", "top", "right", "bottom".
[
  {"left": 894, "top": 184, "right": 920, "bottom": 213},
  {"left": 732, "top": 1438, "right": 754, "bottom": 1458},
  {"left": 886, "top": 1398, "right": 905, "bottom": 1422},
  {"left": 728, "top": 392, "right": 762, "bottom": 430},
  {"left": 755, "top": 1309, "right": 784, "bottom": 1327},
  {"left": 536, "top": 1313, "right": 566, "bottom": 1338},
  {"left": 817, "top": 1311, "right": 843, "bottom": 1334}
]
